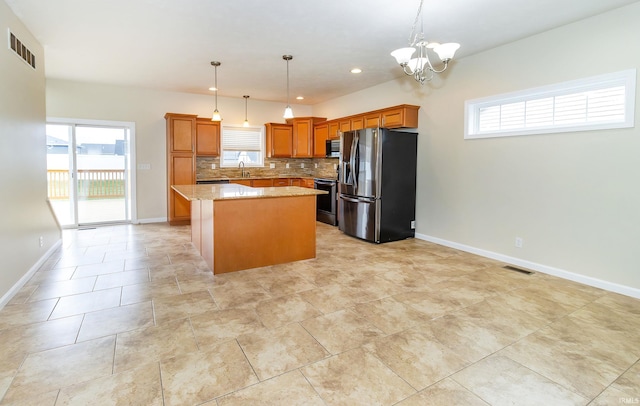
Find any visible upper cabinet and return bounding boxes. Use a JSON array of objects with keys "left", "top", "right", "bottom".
[
  {"left": 166, "top": 113, "right": 196, "bottom": 153},
  {"left": 313, "top": 123, "right": 329, "bottom": 157},
  {"left": 287, "top": 117, "right": 326, "bottom": 158},
  {"left": 380, "top": 105, "right": 419, "bottom": 128},
  {"left": 265, "top": 123, "right": 293, "bottom": 158},
  {"left": 364, "top": 113, "right": 381, "bottom": 128},
  {"left": 195, "top": 118, "right": 220, "bottom": 156},
  {"left": 328, "top": 121, "right": 340, "bottom": 140}
]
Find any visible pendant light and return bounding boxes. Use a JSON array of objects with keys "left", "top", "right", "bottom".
[
  {"left": 210, "top": 61, "right": 222, "bottom": 121},
  {"left": 243, "top": 95, "right": 250, "bottom": 127},
  {"left": 282, "top": 55, "right": 294, "bottom": 119}
]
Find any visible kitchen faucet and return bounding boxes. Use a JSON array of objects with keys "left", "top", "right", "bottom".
[{"left": 238, "top": 161, "right": 245, "bottom": 178}]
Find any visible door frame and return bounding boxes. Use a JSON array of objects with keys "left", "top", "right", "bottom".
[{"left": 46, "top": 117, "right": 138, "bottom": 226}]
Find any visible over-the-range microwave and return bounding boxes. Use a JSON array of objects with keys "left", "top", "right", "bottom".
[{"left": 326, "top": 139, "right": 340, "bottom": 158}]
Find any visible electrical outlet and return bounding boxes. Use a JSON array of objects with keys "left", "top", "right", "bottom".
[
  {"left": 410, "top": 220, "right": 416, "bottom": 229},
  {"left": 300, "top": 163, "right": 305, "bottom": 168},
  {"left": 270, "top": 163, "right": 276, "bottom": 169},
  {"left": 333, "top": 164, "right": 337, "bottom": 170},
  {"left": 515, "top": 237, "right": 523, "bottom": 248},
  {"left": 39, "top": 236, "right": 44, "bottom": 247},
  {"left": 211, "top": 163, "right": 216, "bottom": 169},
  {"left": 286, "top": 163, "right": 290, "bottom": 169},
  {"left": 314, "top": 163, "right": 318, "bottom": 168}
]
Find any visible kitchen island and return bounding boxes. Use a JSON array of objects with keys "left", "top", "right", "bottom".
[{"left": 172, "top": 183, "right": 326, "bottom": 274}]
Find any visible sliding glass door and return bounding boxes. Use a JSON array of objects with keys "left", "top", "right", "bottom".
[{"left": 46, "top": 120, "right": 134, "bottom": 227}]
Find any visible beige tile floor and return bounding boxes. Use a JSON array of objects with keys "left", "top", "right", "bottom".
[{"left": 0, "top": 222, "right": 639, "bottom": 405}]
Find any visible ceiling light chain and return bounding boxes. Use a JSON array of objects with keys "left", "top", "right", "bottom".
[
  {"left": 391, "top": 0, "right": 460, "bottom": 85},
  {"left": 211, "top": 61, "right": 222, "bottom": 121},
  {"left": 283, "top": 55, "right": 294, "bottom": 119}
]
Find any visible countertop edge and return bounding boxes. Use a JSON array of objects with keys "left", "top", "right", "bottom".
[{"left": 172, "top": 184, "right": 327, "bottom": 201}]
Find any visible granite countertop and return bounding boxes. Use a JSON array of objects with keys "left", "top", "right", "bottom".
[{"left": 172, "top": 184, "right": 327, "bottom": 201}]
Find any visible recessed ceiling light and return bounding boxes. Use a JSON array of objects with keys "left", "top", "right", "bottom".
[
  {"left": 209, "top": 87, "right": 217, "bottom": 91},
  {"left": 296, "top": 96, "right": 304, "bottom": 100},
  {"left": 350, "top": 68, "right": 362, "bottom": 74}
]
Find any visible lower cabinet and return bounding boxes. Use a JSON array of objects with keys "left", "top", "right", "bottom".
[{"left": 252, "top": 179, "right": 274, "bottom": 187}]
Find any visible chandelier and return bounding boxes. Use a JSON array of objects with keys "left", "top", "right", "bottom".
[{"left": 390, "top": 0, "right": 460, "bottom": 84}]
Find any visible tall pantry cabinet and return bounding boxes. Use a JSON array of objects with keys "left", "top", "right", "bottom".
[{"left": 166, "top": 113, "right": 196, "bottom": 225}]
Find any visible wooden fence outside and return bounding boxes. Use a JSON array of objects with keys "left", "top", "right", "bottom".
[{"left": 48, "top": 169, "right": 125, "bottom": 199}]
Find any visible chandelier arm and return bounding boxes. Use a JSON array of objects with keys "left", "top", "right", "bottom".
[
  {"left": 401, "top": 64, "right": 415, "bottom": 76},
  {"left": 429, "top": 60, "right": 450, "bottom": 74}
]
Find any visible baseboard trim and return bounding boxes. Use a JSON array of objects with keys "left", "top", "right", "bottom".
[
  {"left": 0, "top": 239, "right": 63, "bottom": 309},
  {"left": 135, "top": 217, "right": 167, "bottom": 224},
  {"left": 415, "top": 232, "right": 640, "bottom": 299}
]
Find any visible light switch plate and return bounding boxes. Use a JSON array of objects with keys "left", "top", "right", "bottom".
[{"left": 270, "top": 163, "right": 276, "bottom": 169}]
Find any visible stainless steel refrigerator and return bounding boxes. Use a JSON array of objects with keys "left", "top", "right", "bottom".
[{"left": 338, "top": 128, "right": 417, "bottom": 243}]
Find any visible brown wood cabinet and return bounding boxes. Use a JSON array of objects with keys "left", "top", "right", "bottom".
[
  {"left": 230, "top": 179, "right": 252, "bottom": 186},
  {"left": 313, "top": 123, "right": 329, "bottom": 157},
  {"left": 328, "top": 121, "right": 340, "bottom": 140},
  {"left": 252, "top": 178, "right": 274, "bottom": 187},
  {"left": 292, "top": 118, "right": 312, "bottom": 158},
  {"left": 350, "top": 116, "right": 364, "bottom": 131},
  {"left": 165, "top": 113, "right": 197, "bottom": 225},
  {"left": 301, "top": 178, "right": 315, "bottom": 188},
  {"left": 195, "top": 118, "right": 220, "bottom": 156},
  {"left": 380, "top": 105, "right": 419, "bottom": 128},
  {"left": 273, "top": 178, "right": 290, "bottom": 187},
  {"left": 339, "top": 120, "right": 351, "bottom": 133},
  {"left": 364, "top": 113, "right": 381, "bottom": 128},
  {"left": 285, "top": 117, "right": 326, "bottom": 158},
  {"left": 290, "top": 178, "right": 302, "bottom": 187},
  {"left": 265, "top": 123, "right": 293, "bottom": 158}
]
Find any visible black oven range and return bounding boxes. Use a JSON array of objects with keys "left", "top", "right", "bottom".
[{"left": 314, "top": 178, "right": 337, "bottom": 226}]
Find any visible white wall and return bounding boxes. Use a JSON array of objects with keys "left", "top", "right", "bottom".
[
  {"left": 0, "top": 0, "right": 60, "bottom": 304},
  {"left": 46, "top": 81, "right": 313, "bottom": 222},
  {"left": 314, "top": 3, "right": 640, "bottom": 294}
]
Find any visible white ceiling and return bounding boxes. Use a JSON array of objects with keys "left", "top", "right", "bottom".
[{"left": 6, "top": 0, "right": 639, "bottom": 105}]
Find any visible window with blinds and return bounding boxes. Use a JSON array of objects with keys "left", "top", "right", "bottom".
[
  {"left": 220, "top": 125, "right": 265, "bottom": 167},
  {"left": 465, "top": 69, "right": 636, "bottom": 139}
]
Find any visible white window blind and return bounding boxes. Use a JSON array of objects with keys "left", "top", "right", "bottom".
[
  {"left": 465, "top": 69, "right": 636, "bottom": 139},
  {"left": 220, "top": 125, "right": 264, "bottom": 167}
]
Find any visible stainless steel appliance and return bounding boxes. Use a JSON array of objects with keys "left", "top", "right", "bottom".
[
  {"left": 314, "top": 178, "right": 337, "bottom": 225},
  {"left": 325, "top": 139, "right": 340, "bottom": 158},
  {"left": 338, "top": 128, "right": 417, "bottom": 243}
]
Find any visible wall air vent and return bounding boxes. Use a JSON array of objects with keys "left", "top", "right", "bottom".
[
  {"left": 503, "top": 265, "right": 534, "bottom": 275},
  {"left": 8, "top": 29, "right": 36, "bottom": 69}
]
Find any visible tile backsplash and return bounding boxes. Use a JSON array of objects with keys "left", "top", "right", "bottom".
[{"left": 196, "top": 157, "right": 339, "bottom": 180}]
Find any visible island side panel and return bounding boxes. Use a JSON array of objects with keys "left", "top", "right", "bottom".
[
  {"left": 191, "top": 199, "right": 202, "bottom": 253},
  {"left": 201, "top": 200, "right": 214, "bottom": 271},
  {"left": 212, "top": 195, "right": 316, "bottom": 274}
]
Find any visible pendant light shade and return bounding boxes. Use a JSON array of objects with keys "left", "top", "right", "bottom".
[
  {"left": 282, "top": 55, "right": 294, "bottom": 119},
  {"left": 243, "top": 95, "right": 250, "bottom": 127},
  {"left": 211, "top": 61, "right": 222, "bottom": 121}
]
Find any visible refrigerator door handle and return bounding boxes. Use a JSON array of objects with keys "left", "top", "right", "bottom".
[
  {"left": 350, "top": 133, "right": 359, "bottom": 189},
  {"left": 340, "top": 195, "right": 375, "bottom": 203}
]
